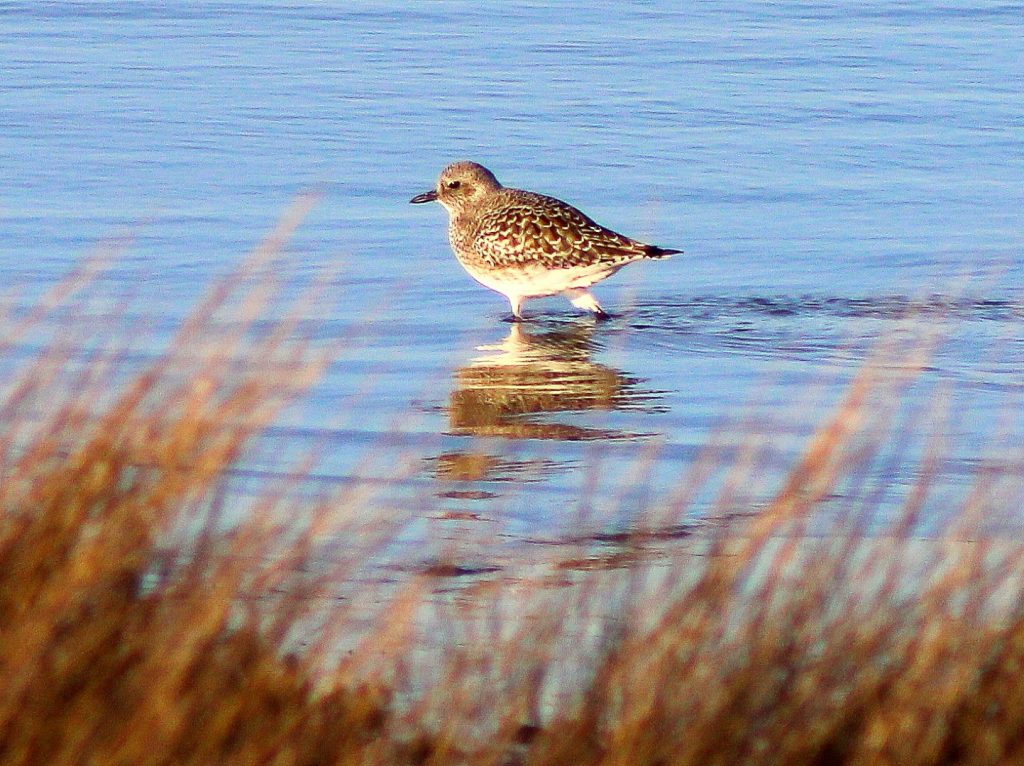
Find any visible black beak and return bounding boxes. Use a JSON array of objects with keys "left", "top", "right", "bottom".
[{"left": 410, "top": 189, "right": 438, "bottom": 204}]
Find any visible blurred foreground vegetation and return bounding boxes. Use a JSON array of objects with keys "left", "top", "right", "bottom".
[{"left": 2, "top": 209, "right": 1024, "bottom": 766}]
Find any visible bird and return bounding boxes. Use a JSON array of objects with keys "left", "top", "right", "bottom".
[{"left": 410, "top": 161, "right": 681, "bottom": 320}]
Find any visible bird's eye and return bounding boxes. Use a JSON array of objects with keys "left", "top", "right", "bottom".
[{"left": 447, "top": 180, "right": 461, "bottom": 190}]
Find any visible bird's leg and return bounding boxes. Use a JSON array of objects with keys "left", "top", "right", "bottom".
[
  {"left": 564, "top": 289, "right": 607, "bottom": 318},
  {"left": 508, "top": 295, "right": 525, "bottom": 322}
]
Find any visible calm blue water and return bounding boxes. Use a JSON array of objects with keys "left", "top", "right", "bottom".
[{"left": 1, "top": 2, "right": 1022, "bottom": 559}]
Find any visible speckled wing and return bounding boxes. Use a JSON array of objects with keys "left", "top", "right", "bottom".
[{"left": 470, "top": 192, "right": 651, "bottom": 271}]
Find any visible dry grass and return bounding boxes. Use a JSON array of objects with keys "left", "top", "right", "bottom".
[{"left": 1, "top": 209, "right": 1023, "bottom": 766}]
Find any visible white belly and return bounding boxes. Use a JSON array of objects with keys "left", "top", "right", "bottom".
[{"left": 460, "top": 263, "right": 621, "bottom": 299}]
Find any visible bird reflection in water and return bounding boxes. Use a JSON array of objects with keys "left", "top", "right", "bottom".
[
  {"left": 447, "top": 322, "right": 660, "bottom": 443},
  {"left": 428, "top": 322, "right": 663, "bottom": 523}
]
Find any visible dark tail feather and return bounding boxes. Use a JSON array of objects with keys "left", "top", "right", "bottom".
[{"left": 644, "top": 244, "right": 683, "bottom": 259}]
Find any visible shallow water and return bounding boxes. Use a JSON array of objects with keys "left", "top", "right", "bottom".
[{"left": 2, "top": 2, "right": 1022, "bottom": 565}]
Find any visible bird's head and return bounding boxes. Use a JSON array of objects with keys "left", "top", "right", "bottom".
[{"left": 410, "top": 161, "right": 502, "bottom": 214}]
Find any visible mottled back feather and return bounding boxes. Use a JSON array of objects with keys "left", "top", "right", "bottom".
[{"left": 460, "top": 190, "right": 659, "bottom": 272}]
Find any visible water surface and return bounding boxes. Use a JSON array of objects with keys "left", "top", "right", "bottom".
[{"left": 2, "top": 2, "right": 1022, "bottom": 568}]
